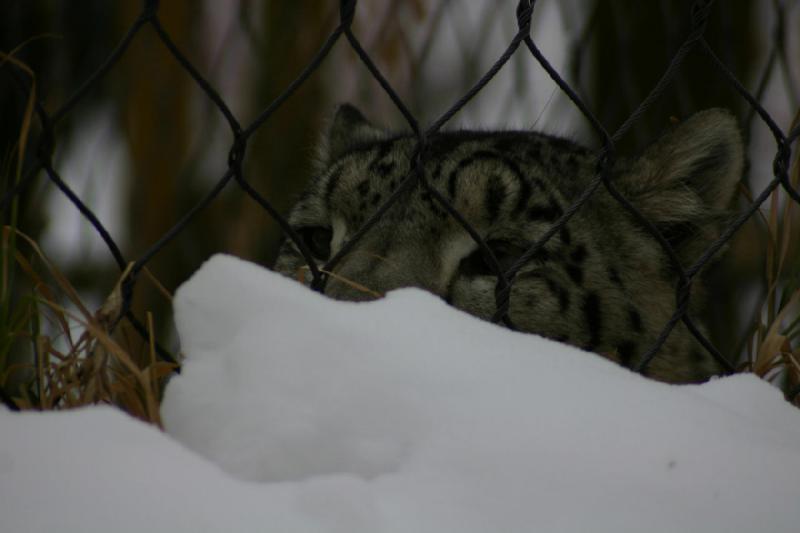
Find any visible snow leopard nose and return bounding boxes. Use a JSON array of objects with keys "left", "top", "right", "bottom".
[{"left": 323, "top": 248, "right": 438, "bottom": 302}]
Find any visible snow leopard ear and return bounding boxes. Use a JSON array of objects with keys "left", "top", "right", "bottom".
[
  {"left": 620, "top": 109, "right": 744, "bottom": 262},
  {"left": 322, "top": 104, "right": 386, "bottom": 164}
]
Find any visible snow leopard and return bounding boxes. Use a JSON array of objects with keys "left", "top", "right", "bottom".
[{"left": 274, "top": 104, "right": 743, "bottom": 384}]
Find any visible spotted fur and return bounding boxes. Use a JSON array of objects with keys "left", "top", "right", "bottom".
[{"left": 274, "top": 104, "right": 743, "bottom": 383}]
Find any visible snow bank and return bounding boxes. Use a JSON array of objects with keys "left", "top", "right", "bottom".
[
  {"left": 0, "top": 406, "right": 320, "bottom": 532},
  {"left": 3, "top": 253, "right": 800, "bottom": 532}
]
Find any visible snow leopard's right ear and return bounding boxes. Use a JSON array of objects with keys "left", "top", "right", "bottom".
[{"left": 322, "top": 104, "right": 386, "bottom": 164}]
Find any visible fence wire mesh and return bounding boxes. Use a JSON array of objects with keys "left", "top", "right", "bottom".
[{"left": 1, "top": 0, "right": 799, "bottom": 410}]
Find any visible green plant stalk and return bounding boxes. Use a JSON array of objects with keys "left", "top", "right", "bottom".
[
  {"left": 30, "top": 286, "right": 43, "bottom": 407},
  {"left": 0, "top": 197, "right": 21, "bottom": 374},
  {"left": 1, "top": 50, "right": 37, "bottom": 374},
  {"left": 766, "top": 188, "right": 779, "bottom": 327},
  {"left": 0, "top": 132, "right": 25, "bottom": 373}
]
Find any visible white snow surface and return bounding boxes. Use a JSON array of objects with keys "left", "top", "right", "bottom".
[{"left": 3, "top": 253, "right": 800, "bottom": 532}]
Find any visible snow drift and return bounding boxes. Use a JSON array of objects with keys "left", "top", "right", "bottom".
[{"left": 3, "top": 254, "right": 799, "bottom": 532}]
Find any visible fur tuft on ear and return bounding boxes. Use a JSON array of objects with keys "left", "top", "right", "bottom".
[
  {"left": 321, "top": 104, "right": 386, "bottom": 164},
  {"left": 619, "top": 109, "right": 744, "bottom": 262}
]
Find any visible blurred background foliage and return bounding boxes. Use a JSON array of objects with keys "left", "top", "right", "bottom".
[{"left": 1, "top": 1, "right": 798, "bottom": 402}]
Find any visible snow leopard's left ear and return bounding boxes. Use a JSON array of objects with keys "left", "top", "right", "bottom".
[
  {"left": 621, "top": 108, "right": 744, "bottom": 224},
  {"left": 320, "top": 104, "right": 386, "bottom": 165},
  {"left": 618, "top": 109, "right": 744, "bottom": 262}
]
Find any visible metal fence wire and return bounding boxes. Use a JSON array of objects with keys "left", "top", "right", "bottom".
[{"left": 1, "top": 0, "right": 799, "bottom": 409}]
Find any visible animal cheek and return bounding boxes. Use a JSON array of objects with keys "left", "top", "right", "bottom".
[{"left": 446, "top": 277, "right": 497, "bottom": 321}]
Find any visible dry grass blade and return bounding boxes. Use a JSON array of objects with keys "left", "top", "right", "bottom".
[
  {"left": 296, "top": 265, "right": 384, "bottom": 299},
  {"left": 2, "top": 227, "right": 176, "bottom": 424},
  {"left": 9, "top": 228, "right": 93, "bottom": 319},
  {"left": 754, "top": 288, "right": 800, "bottom": 377},
  {"left": 744, "top": 108, "right": 800, "bottom": 402},
  {"left": 37, "top": 290, "right": 171, "bottom": 425}
]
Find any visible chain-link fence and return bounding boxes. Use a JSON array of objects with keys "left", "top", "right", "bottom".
[{"left": 1, "top": 0, "right": 799, "bottom": 411}]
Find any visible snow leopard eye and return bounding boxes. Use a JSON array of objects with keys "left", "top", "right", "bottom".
[
  {"left": 297, "top": 226, "right": 333, "bottom": 260},
  {"left": 458, "top": 240, "right": 528, "bottom": 278}
]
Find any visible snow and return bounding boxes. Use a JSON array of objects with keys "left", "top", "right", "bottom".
[{"left": 3, "top": 253, "right": 800, "bottom": 532}]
